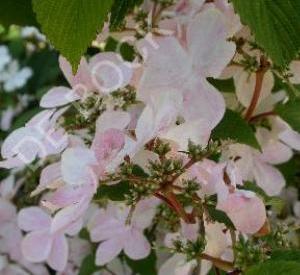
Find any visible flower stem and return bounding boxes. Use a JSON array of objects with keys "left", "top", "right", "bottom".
[
  {"left": 249, "top": 111, "right": 276, "bottom": 122},
  {"left": 244, "top": 56, "right": 270, "bottom": 121}
]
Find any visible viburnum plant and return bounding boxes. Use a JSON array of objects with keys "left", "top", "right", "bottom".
[{"left": 1, "top": 0, "right": 300, "bottom": 274}]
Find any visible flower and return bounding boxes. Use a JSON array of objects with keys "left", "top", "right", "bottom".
[
  {"left": 222, "top": 143, "right": 285, "bottom": 196},
  {"left": 0, "top": 46, "right": 11, "bottom": 72},
  {"left": 0, "top": 60, "right": 32, "bottom": 92},
  {"left": 88, "top": 198, "right": 158, "bottom": 265},
  {"left": 18, "top": 207, "right": 83, "bottom": 271},
  {"left": 137, "top": 7, "right": 235, "bottom": 129},
  {"left": 40, "top": 53, "right": 133, "bottom": 108},
  {"left": 0, "top": 109, "right": 68, "bottom": 169}
]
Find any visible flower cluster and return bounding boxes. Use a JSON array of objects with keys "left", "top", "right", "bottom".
[{"left": 1, "top": 0, "right": 300, "bottom": 274}]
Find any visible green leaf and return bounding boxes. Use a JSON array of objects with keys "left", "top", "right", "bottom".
[
  {"left": 206, "top": 205, "right": 235, "bottom": 229},
  {"left": 0, "top": 0, "right": 38, "bottom": 27},
  {"left": 245, "top": 260, "right": 300, "bottom": 275},
  {"left": 232, "top": 0, "right": 300, "bottom": 67},
  {"left": 110, "top": 0, "right": 136, "bottom": 30},
  {"left": 32, "top": 0, "right": 113, "bottom": 72},
  {"left": 105, "top": 36, "right": 136, "bottom": 61},
  {"left": 95, "top": 181, "right": 130, "bottom": 201},
  {"left": 27, "top": 49, "right": 60, "bottom": 91},
  {"left": 207, "top": 77, "right": 235, "bottom": 93},
  {"left": 275, "top": 99, "right": 300, "bottom": 133},
  {"left": 125, "top": 250, "right": 157, "bottom": 275},
  {"left": 271, "top": 249, "right": 300, "bottom": 262},
  {"left": 78, "top": 254, "right": 100, "bottom": 275},
  {"left": 212, "top": 109, "right": 260, "bottom": 149},
  {"left": 131, "top": 164, "right": 149, "bottom": 178}
]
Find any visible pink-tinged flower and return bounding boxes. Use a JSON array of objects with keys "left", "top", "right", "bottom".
[
  {"left": 159, "top": 254, "right": 198, "bottom": 275},
  {"left": 187, "top": 159, "right": 267, "bottom": 234},
  {"left": 161, "top": 220, "right": 229, "bottom": 275},
  {"left": 57, "top": 238, "right": 91, "bottom": 275},
  {"left": 112, "top": 89, "right": 212, "bottom": 168},
  {"left": 0, "top": 200, "right": 48, "bottom": 275},
  {"left": 222, "top": 143, "right": 285, "bottom": 196},
  {"left": 175, "top": 0, "right": 205, "bottom": 15},
  {"left": 256, "top": 125, "right": 293, "bottom": 165},
  {"left": 222, "top": 65, "right": 286, "bottom": 116},
  {"left": 217, "top": 191, "right": 266, "bottom": 234},
  {"left": 31, "top": 161, "right": 63, "bottom": 196},
  {"left": 40, "top": 53, "right": 133, "bottom": 108},
  {"left": 56, "top": 110, "right": 129, "bottom": 187},
  {"left": 189, "top": 159, "right": 230, "bottom": 202},
  {"left": 0, "top": 260, "right": 48, "bottom": 275},
  {"left": 0, "top": 109, "right": 68, "bottom": 169},
  {"left": 213, "top": 0, "right": 242, "bottom": 36},
  {"left": 137, "top": 7, "right": 235, "bottom": 129},
  {"left": 59, "top": 56, "right": 96, "bottom": 92},
  {"left": 88, "top": 198, "right": 158, "bottom": 266},
  {"left": 17, "top": 207, "right": 83, "bottom": 272}
]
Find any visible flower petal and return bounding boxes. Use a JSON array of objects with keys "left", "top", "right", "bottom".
[
  {"left": 124, "top": 229, "right": 151, "bottom": 260},
  {"left": 18, "top": 207, "right": 51, "bottom": 232},
  {"left": 217, "top": 192, "right": 266, "bottom": 234},
  {"left": 21, "top": 231, "right": 52, "bottom": 263},
  {"left": 95, "top": 237, "right": 124, "bottom": 266},
  {"left": 137, "top": 35, "right": 190, "bottom": 102},
  {"left": 31, "top": 162, "right": 62, "bottom": 196},
  {"left": 61, "top": 147, "right": 98, "bottom": 186},
  {"left": 89, "top": 52, "right": 133, "bottom": 93},
  {"left": 187, "top": 7, "right": 236, "bottom": 77},
  {"left": 253, "top": 160, "right": 285, "bottom": 196},
  {"left": 0, "top": 199, "right": 16, "bottom": 224},
  {"left": 1, "top": 127, "right": 39, "bottom": 162},
  {"left": 40, "top": 87, "right": 80, "bottom": 108},
  {"left": 95, "top": 110, "right": 130, "bottom": 133},
  {"left": 47, "top": 235, "right": 68, "bottom": 271}
]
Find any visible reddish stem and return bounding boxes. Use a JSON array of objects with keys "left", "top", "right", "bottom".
[
  {"left": 165, "top": 192, "right": 195, "bottom": 224},
  {"left": 244, "top": 57, "right": 270, "bottom": 121},
  {"left": 249, "top": 111, "right": 276, "bottom": 122}
]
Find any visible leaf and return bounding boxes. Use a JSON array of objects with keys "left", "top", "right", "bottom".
[
  {"left": 105, "top": 36, "right": 136, "bottom": 61},
  {"left": 271, "top": 249, "right": 300, "bottom": 262},
  {"left": 245, "top": 260, "right": 300, "bottom": 275},
  {"left": 240, "top": 181, "right": 267, "bottom": 198},
  {"left": 78, "top": 254, "right": 100, "bottom": 275},
  {"left": 32, "top": 0, "right": 113, "bottom": 72},
  {"left": 207, "top": 77, "right": 235, "bottom": 93},
  {"left": 232, "top": 0, "right": 300, "bottom": 67},
  {"left": 212, "top": 109, "right": 260, "bottom": 149},
  {"left": 0, "top": 0, "right": 38, "bottom": 27},
  {"left": 125, "top": 250, "right": 157, "bottom": 275},
  {"left": 110, "top": 0, "right": 136, "bottom": 30},
  {"left": 95, "top": 181, "right": 130, "bottom": 201},
  {"left": 275, "top": 99, "right": 300, "bottom": 132},
  {"left": 27, "top": 49, "right": 60, "bottom": 91},
  {"left": 206, "top": 205, "right": 235, "bottom": 229},
  {"left": 132, "top": 164, "right": 149, "bottom": 178}
]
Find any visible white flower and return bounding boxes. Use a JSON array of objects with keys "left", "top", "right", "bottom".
[
  {"left": 21, "top": 26, "right": 46, "bottom": 41},
  {"left": 0, "top": 61, "right": 33, "bottom": 92},
  {"left": 0, "top": 107, "right": 15, "bottom": 131},
  {"left": 0, "top": 46, "right": 11, "bottom": 71}
]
